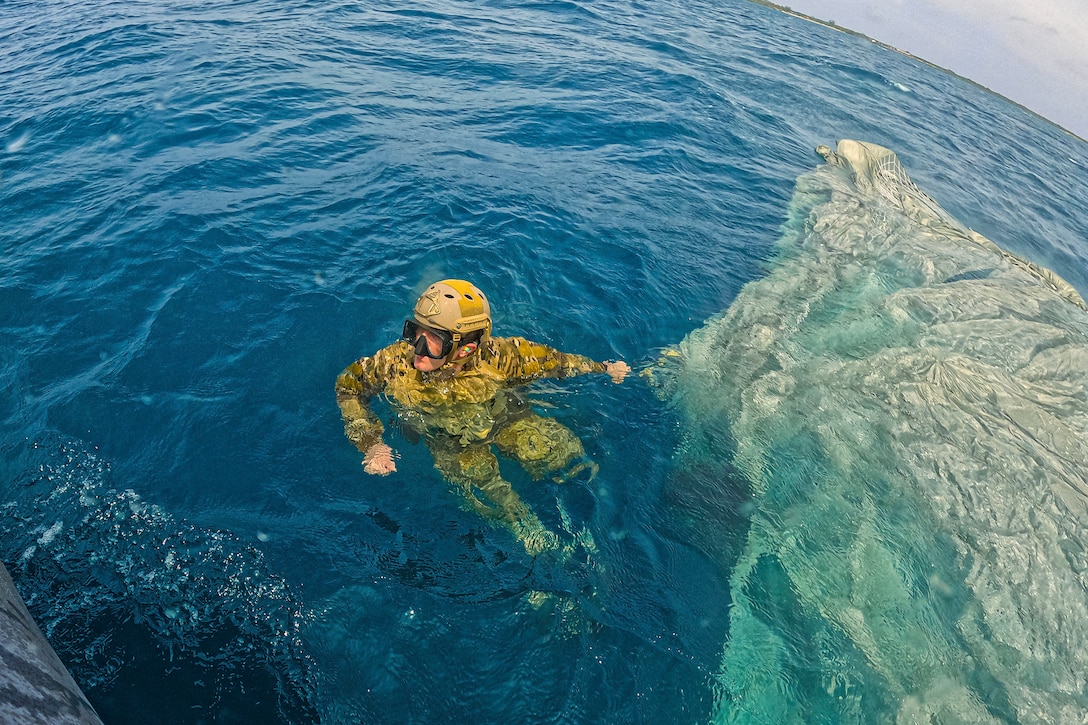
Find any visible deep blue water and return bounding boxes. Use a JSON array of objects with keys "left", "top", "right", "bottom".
[{"left": 2, "top": 0, "right": 1087, "bottom": 722}]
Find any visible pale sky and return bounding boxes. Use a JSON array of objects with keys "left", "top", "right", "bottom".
[{"left": 778, "top": 0, "right": 1088, "bottom": 140}]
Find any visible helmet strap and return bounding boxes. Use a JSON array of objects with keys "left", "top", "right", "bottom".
[{"left": 441, "top": 331, "right": 463, "bottom": 366}]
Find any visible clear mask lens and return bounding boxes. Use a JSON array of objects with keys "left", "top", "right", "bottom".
[{"left": 402, "top": 320, "right": 454, "bottom": 359}]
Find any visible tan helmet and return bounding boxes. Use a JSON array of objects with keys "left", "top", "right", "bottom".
[{"left": 408, "top": 279, "right": 492, "bottom": 364}]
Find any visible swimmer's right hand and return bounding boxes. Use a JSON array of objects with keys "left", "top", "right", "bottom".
[{"left": 363, "top": 443, "right": 397, "bottom": 475}]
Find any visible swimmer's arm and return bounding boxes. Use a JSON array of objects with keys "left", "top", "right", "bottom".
[
  {"left": 334, "top": 357, "right": 387, "bottom": 453},
  {"left": 497, "top": 337, "right": 629, "bottom": 383},
  {"left": 336, "top": 357, "right": 399, "bottom": 475}
]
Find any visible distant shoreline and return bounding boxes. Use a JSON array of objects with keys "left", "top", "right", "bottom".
[{"left": 746, "top": 0, "right": 1086, "bottom": 144}]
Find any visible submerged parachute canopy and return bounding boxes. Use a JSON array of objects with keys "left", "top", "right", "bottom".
[{"left": 658, "top": 140, "right": 1088, "bottom": 723}]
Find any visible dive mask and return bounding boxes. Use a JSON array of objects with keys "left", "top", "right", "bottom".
[{"left": 402, "top": 320, "right": 454, "bottom": 359}]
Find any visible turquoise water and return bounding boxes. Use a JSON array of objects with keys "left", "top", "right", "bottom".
[
  {"left": 2, "top": 0, "right": 1088, "bottom": 722},
  {"left": 655, "top": 139, "right": 1088, "bottom": 723}
]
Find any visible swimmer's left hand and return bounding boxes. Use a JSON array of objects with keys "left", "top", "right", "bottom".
[{"left": 605, "top": 361, "right": 630, "bottom": 384}]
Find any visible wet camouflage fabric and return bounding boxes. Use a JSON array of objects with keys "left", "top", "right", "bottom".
[
  {"left": 335, "top": 336, "right": 606, "bottom": 450},
  {"left": 335, "top": 336, "right": 608, "bottom": 554}
]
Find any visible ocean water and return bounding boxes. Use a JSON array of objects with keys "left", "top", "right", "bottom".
[
  {"left": 2, "top": 0, "right": 1087, "bottom": 723},
  {"left": 654, "top": 139, "right": 1088, "bottom": 723}
]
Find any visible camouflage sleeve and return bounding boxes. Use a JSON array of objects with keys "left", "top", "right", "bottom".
[
  {"left": 335, "top": 346, "right": 396, "bottom": 452},
  {"left": 491, "top": 337, "right": 608, "bottom": 383}
]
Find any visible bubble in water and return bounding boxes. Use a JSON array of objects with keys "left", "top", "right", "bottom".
[
  {"left": 3, "top": 434, "right": 319, "bottom": 720},
  {"left": 6, "top": 132, "right": 29, "bottom": 153}
]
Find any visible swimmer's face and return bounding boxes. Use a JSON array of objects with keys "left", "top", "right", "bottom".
[{"left": 411, "top": 327, "right": 446, "bottom": 372}]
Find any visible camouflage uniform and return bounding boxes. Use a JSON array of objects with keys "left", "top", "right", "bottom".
[{"left": 336, "top": 336, "right": 607, "bottom": 554}]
